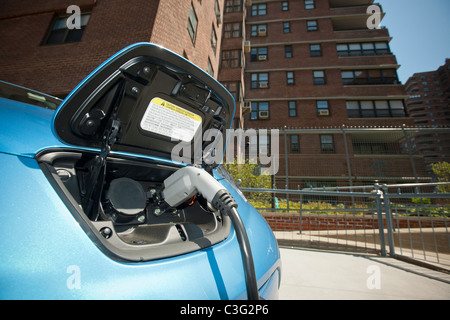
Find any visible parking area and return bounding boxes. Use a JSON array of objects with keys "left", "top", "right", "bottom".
[{"left": 278, "top": 247, "right": 450, "bottom": 300}]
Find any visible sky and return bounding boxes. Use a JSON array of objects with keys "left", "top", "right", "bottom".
[{"left": 377, "top": 0, "right": 450, "bottom": 83}]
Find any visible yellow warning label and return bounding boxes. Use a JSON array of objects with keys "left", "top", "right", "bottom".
[
  {"left": 140, "top": 97, "right": 202, "bottom": 142},
  {"left": 152, "top": 98, "right": 202, "bottom": 122}
]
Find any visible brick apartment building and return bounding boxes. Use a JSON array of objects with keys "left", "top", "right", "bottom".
[
  {"left": 0, "top": 0, "right": 225, "bottom": 97},
  {"left": 0, "top": 0, "right": 431, "bottom": 187},
  {"left": 219, "top": 0, "right": 428, "bottom": 187},
  {"left": 405, "top": 59, "right": 450, "bottom": 167}
]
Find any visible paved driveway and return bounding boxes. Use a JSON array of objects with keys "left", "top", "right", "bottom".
[{"left": 279, "top": 248, "right": 450, "bottom": 300}]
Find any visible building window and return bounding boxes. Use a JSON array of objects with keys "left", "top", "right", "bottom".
[
  {"left": 248, "top": 133, "right": 271, "bottom": 159},
  {"left": 251, "top": 24, "right": 267, "bottom": 37},
  {"left": 346, "top": 100, "right": 406, "bottom": 118},
  {"left": 341, "top": 71, "right": 359, "bottom": 84},
  {"left": 283, "top": 22, "right": 291, "bottom": 33},
  {"left": 290, "top": 135, "right": 300, "bottom": 153},
  {"left": 44, "top": 13, "right": 90, "bottom": 45},
  {"left": 316, "top": 100, "right": 329, "bottom": 116},
  {"left": 372, "top": 42, "right": 390, "bottom": 55},
  {"left": 251, "top": 4, "right": 267, "bottom": 16},
  {"left": 224, "top": 22, "right": 242, "bottom": 38},
  {"left": 258, "top": 134, "right": 271, "bottom": 156},
  {"left": 288, "top": 101, "right": 297, "bottom": 117},
  {"left": 320, "top": 135, "right": 335, "bottom": 153},
  {"left": 307, "top": 20, "right": 318, "bottom": 31},
  {"left": 207, "top": 59, "right": 214, "bottom": 77},
  {"left": 310, "top": 44, "right": 321, "bottom": 57},
  {"left": 251, "top": 73, "right": 269, "bottom": 89},
  {"left": 187, "top": 5, "right": 198, "bottom": 44},
  {"left": 313, "top": 70, "right": 326, "bottom": 85},
  {"left": 250, "top": 102, "right": 269, "bottom": 120},
  {"left": 360, "top": 100, "right": 376, "bottom": 117},
  {"left": 346, "top": 101, "right": 360, "bottom": 118},
  {"left": 221, "top": 50, "right": 242, "bottom": 68},
  {"left": 353, "top": 142, "right": 400, "bottom": 155},
  {"left": 215, "top": 0, "right": 221, "bottom": 16},
  {"left": 222, "top": 82, "right": 242, "bottom": 103},
  {"left": 251, "top": 47, "right": 268, "bottom": 61},
  {"left": 341, "top": 69, "right": 399, "bottom": 85},
  {"left": 389, "top": 101, "right": 407, "bottom": 117},
  {"left": 305, "top": 0, "right": 315, "bottom": 10},
  {"left": 211, "top": 26, "right": 217, "bottom": 53},
  {"left": 282, "top": 1, "right": 289, "bottom": 11},
  {"left": 337, "top": 42, "right": 390, "bottom": 56},
  {"left": 287, "top": 72, "right": 295, "bottom": 85},
  {"left": 225, "top": 0, "right": 242, "bottom": 13},
  {"left": 285, "top": 45, "right": 293, "bottom": 58}
]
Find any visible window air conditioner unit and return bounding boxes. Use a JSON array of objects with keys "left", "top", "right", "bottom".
[
  {"left": 259, "top": 111, "right": 269, "bottom": 119},
  {"left": 258, "top": 29, "right": 267, "bottom": 37},
  {"left": 258, "top": 55, "right": 267, "bottom": 61},
  {"left": 244, "top": 41, "right": 251, "bottom": 53},
  {"left": 245, "top": 0, "right": 253, "bottom": 6},
  {"left": 319, "top": 109, "right": 329, "bottom": 116},
  {"left": 259, "top": 83, "right": 268, "bottom": 88}
]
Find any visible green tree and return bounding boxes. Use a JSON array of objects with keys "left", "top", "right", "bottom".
[
  {"left": 430, "top": 161, "right": 450, "bottom": 193},
  {"left": 225, "top": 160, "right": 272, "bottom": 207}
]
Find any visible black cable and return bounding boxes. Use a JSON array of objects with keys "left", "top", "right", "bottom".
[
  {"left": 163, "top": 167, "right": 260, "bottom": 300},
  {"left": 228, "top": 207, "right": 260, "bottom": 300},
  {"left": 212, "top": 190, "right": 259, "bottom": 300}
]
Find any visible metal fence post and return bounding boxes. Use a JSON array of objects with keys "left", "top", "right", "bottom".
[
  {"left": 402, "top": 124, "right": 419, "bottom": 183},
  {"left": 299, "top": 187, "right": 303, "bottom": 234},
  {"left": 341, "top": 126, "right": 353, "bottom": 185},
  {"left": 283, "top": 126, "right": 289, "bottom": 213},
  {"left": 342, "top": 125, "right": 355, "bottom": 209},
  {"left": 374, "top": 184, "right": 387, "bottom": 256},
  {"left": 382, "top": 185, "right": 396, "bottom": 257}
]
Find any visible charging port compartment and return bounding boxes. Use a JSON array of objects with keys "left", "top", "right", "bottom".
[{"left": 38, "top": 150, "right": 230, "bottom": 262}]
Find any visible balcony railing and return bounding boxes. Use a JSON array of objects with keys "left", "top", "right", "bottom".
[{"left": 329, "top": 0, "right": 376, "bottom": 9}]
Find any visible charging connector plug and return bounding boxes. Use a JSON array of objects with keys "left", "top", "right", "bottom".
[{"left": 162, "top": 166, "right": 260, "bottom": 300}]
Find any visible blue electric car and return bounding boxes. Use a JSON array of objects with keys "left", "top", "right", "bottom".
[{"left": 0, "top": 43, "right": 280, "bottom": 300}]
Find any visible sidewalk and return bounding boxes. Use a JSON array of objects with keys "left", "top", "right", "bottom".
[
  {"left": 278, "top": 247, "right": 450, "bottom": 300},
  {"left": 274, "top": 229, "right": 450, "bottom": 268}
]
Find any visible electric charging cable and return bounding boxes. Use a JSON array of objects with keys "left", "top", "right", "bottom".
[{"left": 162, "top": 166, "right": 260, "bottom": 300}]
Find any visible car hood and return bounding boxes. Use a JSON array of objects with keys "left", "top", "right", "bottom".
[{"left": 53, "top": 43, "right": 235, "bottom": 168}]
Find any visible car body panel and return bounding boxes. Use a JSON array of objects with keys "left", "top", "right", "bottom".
[
  {"left": 0, "top": 97, "right": 67, "bottom": 158},
  {"left": 0, "top": 151, "right": 280, "bottom": 299}
]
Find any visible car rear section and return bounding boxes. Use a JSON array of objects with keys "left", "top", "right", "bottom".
[
  {"left": 0, "top": 149, "right": 280, "bottom": 299},
  {"left": 0, "top": 99, "right": 280, "bottom": 300},
  {"left": 0, "top": 43, "right": 280, "bottom": 299}
]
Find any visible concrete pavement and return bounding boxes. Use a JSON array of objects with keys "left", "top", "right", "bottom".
[{"left": 278, "top": 247, "right": 450, "bottom": 300}]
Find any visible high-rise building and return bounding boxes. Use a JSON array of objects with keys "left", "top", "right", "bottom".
[
  {"left": 0, "top": 0, "right": 431, "bottom": 186},
  {"left": 219, "top": 0, "right": 429, "bottom": 187},
  {"left": 405, "top": 59, "right": 450, "bottom": 166}
]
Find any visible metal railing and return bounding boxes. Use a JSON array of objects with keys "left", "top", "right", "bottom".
[
  {"left": 241, "top": 182, "right": 450, "bottom": 270},
  {"left": 273, "top": 126, "right": 450, "bottom": 189}
]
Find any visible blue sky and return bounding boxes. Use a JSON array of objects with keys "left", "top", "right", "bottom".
[{"left": 377, "top": 0, "right": 450, "bottom": 83}]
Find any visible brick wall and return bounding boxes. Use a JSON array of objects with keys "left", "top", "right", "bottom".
[
  {"left": 0, "top": 0, "right": 223, "bottom": 96},
  {"left": 150, "top": 0, "right": 224, "bottom": 79},
  {"left": 262, "top": 211, "right": 448, "bottom": 231},
  {"left": 0, "top": 0, "right": 159, "bottom": 96}
]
